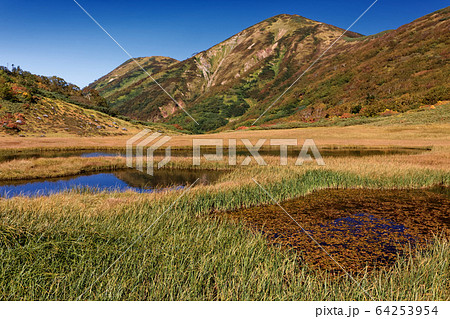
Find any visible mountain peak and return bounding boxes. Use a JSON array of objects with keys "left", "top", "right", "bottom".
[
  {"left": 89, "top": 8, "right": 450, "bottom": 132},
  {"left": 266, "top": 13, "right": 302, "bottom": 20}
]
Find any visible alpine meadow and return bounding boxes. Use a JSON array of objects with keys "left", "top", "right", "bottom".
[{"left": 0, "top": 1, "right": 449, "bottom": 307}]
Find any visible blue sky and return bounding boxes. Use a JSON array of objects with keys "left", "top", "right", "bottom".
[{"left": 1, "top": 0, "right": 447, "bottom": 87}]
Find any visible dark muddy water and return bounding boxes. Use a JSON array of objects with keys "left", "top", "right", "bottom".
[{"left": 225, "top": 188, "right": 450, "bottom": 271}]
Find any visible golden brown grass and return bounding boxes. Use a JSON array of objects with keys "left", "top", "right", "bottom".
[
  {"left": 0, "top": 107, "right": 449, "bottom": 300},
  {"left": 0, "top": 157, "right": 126, "bottom": 181},
  {"left": 1, "top": 121, "right": 449, "bottom": 150}
]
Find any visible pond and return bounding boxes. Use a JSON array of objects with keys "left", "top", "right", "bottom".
[
  {"left": 0, "top": 146, "right": 429, "bottom": 163},
  {"left": 224, "top": 187, "right": 450, "bottom": 272},
  {"left": 0, "top": 168, "right": 223, "bottom": 198}
]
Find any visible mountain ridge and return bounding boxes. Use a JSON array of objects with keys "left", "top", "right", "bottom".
[{"left": 89, "top": 7, "right": 450, "bottom": 133}]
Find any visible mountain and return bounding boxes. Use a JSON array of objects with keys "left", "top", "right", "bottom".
[
  {"left": 91, "top": 56, "right": 179, "bottom": 99},
  {"left": 89, "top": 7, "right": 450, "bottom": 133},
  {"left": 0, "top": 66, "right": 170, "bottom": 136}
]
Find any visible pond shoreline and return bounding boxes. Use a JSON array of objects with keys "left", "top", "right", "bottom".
[
  {"left": 0, "top": 146, "right": 432, "bottom": 182},
  {"left": 0, "top": 167, "right": 226, "bottom": 198}
]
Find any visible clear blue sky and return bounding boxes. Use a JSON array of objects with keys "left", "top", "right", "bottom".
[{"left": 1, "top": 0, "right": 447, "bottom": 87}]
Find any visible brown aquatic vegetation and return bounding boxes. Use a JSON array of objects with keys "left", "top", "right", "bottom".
[{"left": 224, "top": 188, "right": 450, "bottom": 272}]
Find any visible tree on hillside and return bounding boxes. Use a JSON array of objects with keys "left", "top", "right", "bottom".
[{"left": 0, "top": 83, "right": 14, "bottom": 100}]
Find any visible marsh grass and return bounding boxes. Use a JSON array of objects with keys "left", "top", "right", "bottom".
[
  {"left": 0, "top": 157, "right": 127, "bottom": 181},
  {"left": 1, "top": 144, "right": 448, "bottom": 182},
  {"left": 1, "top": 100, "right": 449, "bottom": 300},
  {"left": 0, "top": 160, "right": 449, "bottom": 300},
  {"left": 0, "top": 142, "right": 448, "bottom": 300},
  {"left": 2, "top": 103, "right": 450, "bottom": 152}
]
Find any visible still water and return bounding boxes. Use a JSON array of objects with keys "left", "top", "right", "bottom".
[{"left": 0, "top": 169, "right": 223, "bottom": 198}]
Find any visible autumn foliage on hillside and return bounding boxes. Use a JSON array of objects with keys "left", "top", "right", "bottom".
[
  {"left": 0, "top": 65, "right": 108, "bottom": 113},
  {"left": 0, "top": 112, "right": 26, "bottom": 132},
  {"left": 0, "top": 65, "right": 122, "bottom": 136}
]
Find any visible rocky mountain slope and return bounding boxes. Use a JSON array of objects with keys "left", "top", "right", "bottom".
[{"left": 89, "top": 7, "right": 450, "bottom": 133}]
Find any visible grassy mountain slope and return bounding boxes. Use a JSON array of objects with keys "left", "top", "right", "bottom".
[
  {"left": 267, "top": 7, "right": 450, "bottom": 125},
  {"left": 0, "top": 66, "right": 172, "bottom": 137},
  {"left": 91, "top": 56, "right": 179, "bottom": 99},
  {"left": 89, "top": 8, "right": 450, "bottom": 133},
  {"left": 89, "top": 14, "right": 361, "bottom": 129}
]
